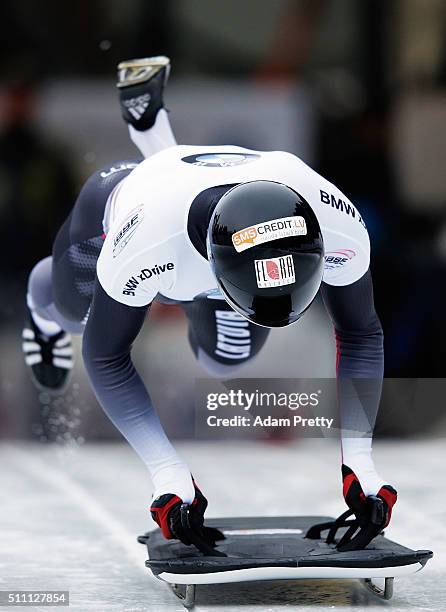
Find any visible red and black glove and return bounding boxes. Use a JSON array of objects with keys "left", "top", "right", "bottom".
[
  {"left": 150, "top": 479, "right": 225, "bottom": 555},
  {"left": 342, "top": 464, "right": 397, "bottom": 527},
  {"left": 338, "top": 464, "right": 397, "bottom": 551}
]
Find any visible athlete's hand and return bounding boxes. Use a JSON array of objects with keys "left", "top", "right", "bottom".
[
  {"left": 150, "top": 481, "right": 225, "bottom": 554},
  {"left": 338, "top": 464, "right": 397, "bottom": 551}
]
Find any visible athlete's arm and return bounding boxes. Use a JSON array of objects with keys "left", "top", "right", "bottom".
[
  {"left": 321, "top": 269, "right": 397, "bottom": 530},
  {"left": 321, "top": 268, "right": 384, "bottom": 472},
  {"left": 321, "top": 268, "right": 383, "bottom": 383},
  {"left": 82, "top": 279, "right": 149, "bottom": 412},
  {"left": 82, "top": 279, "right": 195, "bottom": 503}
]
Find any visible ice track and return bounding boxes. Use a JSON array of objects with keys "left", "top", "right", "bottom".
[{"left": 0, "top": 439, "right": 444, "bottom": 611}]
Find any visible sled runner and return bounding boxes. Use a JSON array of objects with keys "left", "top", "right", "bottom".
[{"left": 138, "top": 515, "right": 432, "bottom": 609}]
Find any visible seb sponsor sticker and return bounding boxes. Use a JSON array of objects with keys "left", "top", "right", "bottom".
[
  {"left": 232, "top": 216, "right": 307, "bottom": 253},
  {"left": 255, "top": 255, "right": 295, "bottom": 288},
  {"left": 112, "top": 207, "right": 144, "bottom": 258}
]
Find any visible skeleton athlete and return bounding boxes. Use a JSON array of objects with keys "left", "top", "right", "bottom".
[{"left": 23, "top": 57, "right": 396, "bottom": 551}]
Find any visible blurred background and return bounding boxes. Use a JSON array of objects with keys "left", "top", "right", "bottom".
[{"left": 1, "top": 0, "right": 446, "bottom": 443}]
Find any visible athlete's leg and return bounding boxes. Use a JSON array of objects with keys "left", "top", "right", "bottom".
[
  {"left": 182, "top": 293, "right": 270, "bottom": 377},
  {"left": 23, "top": 255, "right": 76, "bottom": 390},
  {"left": 27, "top": 256, "right": 84, "bottom": 335},
  {"left": 24, "top": 160, "right": 140, "bottom": 390},
  {"left": 27, "top": 161, "right": 139, "bottom": 328},
  {"left": 28, "top": 55, "right": 175, "bottom": 329},
  {"left": 27, "top": 56, "right": 175, "bottom": 339},
  {"left": 117, "top": 56, "right": 177, "bottom": 158}
]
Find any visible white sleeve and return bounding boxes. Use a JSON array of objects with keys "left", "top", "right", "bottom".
[
  {"left": 96, "top": 209, "right": 176, "bottom": 307},
  {"left": 267, "top": 152, "right": 371, "bottom": 287},
  {"left": 318, "top": 180, "right": 371, "bottom": 287}
]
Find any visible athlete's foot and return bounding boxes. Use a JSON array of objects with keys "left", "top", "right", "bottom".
[
  {"left": 117, "top": 56, "right": 170, "bottom": 131},
  {"left": 22, "top": 308, "right": 74, "bottom": 392}
]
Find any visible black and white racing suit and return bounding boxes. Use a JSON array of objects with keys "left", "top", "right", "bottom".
[{"left": 28, "top": 111, "right": 384, "bottom": 504}]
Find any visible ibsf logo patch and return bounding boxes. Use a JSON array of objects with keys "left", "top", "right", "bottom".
[
  {"left": 324, "top": 249, "right": 356, "bottom": 270},
  {"left": 112, "top": 207, "right": 144, "bottom": 258},
  {"left": 254, "top": 255, "right": 295, "bottom": 288},
  {"left": 232, "top": 216, "right": 307, "bottom": 253}
]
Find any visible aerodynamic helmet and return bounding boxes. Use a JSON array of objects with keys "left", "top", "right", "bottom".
[{"left": 207, "top": 181, "right": 324, "bottom": 327}]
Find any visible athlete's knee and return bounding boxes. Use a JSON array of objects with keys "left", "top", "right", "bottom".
[
  {"left": 27, "top": 256, "right": 53, "bottom": 309},
  {"left": 27, "top": 256, "right": 85, "bottom": 335}
]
